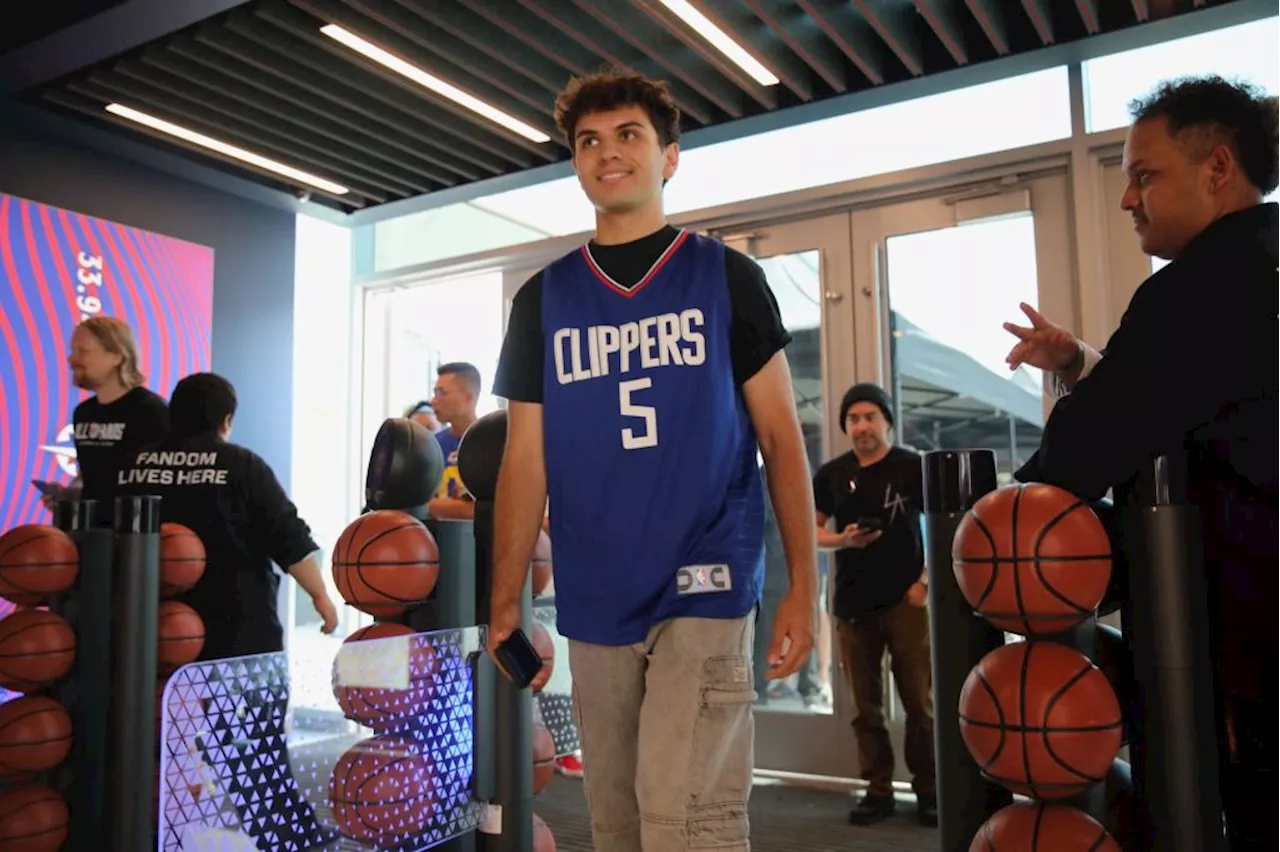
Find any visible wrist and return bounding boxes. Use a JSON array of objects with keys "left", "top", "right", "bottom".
[{"left": 1059, "top": 339, "right": 1085, "bottom": 374}]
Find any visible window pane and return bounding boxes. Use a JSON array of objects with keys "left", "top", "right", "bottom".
[
  {"left": 379, "top": 68, "right": 1071, "bottom": 259},
  {"left": 1084, "top": 16, "right": 1279, "bottom": 133}
]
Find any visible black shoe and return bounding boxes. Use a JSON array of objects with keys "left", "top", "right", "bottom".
[
  {"left": 849, "top": 793, "right": 895, "bottom": 825},
  {"left": 916, "top": 797, "right": 938, "bottom": 827}
]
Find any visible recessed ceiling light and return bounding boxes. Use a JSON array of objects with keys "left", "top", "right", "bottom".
[
  {"left": 320, "top": 24, "right": 551, "bottom": 144},
  {"left": 658, "top": 0, "right": 779, "bottom": 86},
  {"left": 105, "top": 103, "right": 350, "bottom": 195}
]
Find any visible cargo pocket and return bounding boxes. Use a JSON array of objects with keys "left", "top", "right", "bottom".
[{"left": 685, "top": 655, "right": 755, "bottom": 811}]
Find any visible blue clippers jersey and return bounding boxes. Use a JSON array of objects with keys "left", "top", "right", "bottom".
[{"left": 541, "top": 231, "right": 765, "bottom": 645}]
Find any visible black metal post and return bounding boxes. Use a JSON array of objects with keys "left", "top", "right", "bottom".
[
  {"left": 1119, "top": 455, "right": 1225, "bottom": 852},
  {"left": 111, "top": 495, "right": 161, "bottom": 852},
  {"left": 473, "top": 500, "right": 533, "bottom": 852},
  {"left": 49, "top": 500, "right": 113, "bottom": 851},
  {"left": 922, "top": 449, "right": 1010, "bottom": 852}
]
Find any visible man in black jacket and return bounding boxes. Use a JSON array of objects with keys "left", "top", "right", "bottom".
[{"left": 1006, "top": 76, "right": 1276, "bottom": 851}]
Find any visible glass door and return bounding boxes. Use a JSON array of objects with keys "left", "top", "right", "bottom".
[
  {"left": 710, "top": 212, "right": 859, "bottom": 779},
  {"left": 847, "top": 174, "right": 1072, "bottom": 782}
]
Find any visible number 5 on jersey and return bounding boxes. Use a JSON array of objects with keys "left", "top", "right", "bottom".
[{"left": 619, "top": 378, "right": 657, "bottom": 449}]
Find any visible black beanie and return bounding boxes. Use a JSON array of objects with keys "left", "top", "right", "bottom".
[{"left": 838, "top": 383, "right": 894, "bottom": 433}]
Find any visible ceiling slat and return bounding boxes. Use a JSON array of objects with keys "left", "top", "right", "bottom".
[
  {"left": 795, "top": 0, "right": 888, "bottom": 86},
  {"left": 742, "top": 0, "right": 849, "bottom": 93},
  {"left": 852, "top": 0, "right": 925, "bottom": 77},
  {"left": 112, "top": 58, "right": 438, "bottom": 193},
  {"left": 1074, "top": 0, "right": 1102, "bottom": 35},
  {"left": 965, "top": 0, "right": 1011, "bottom": 55},
  {"left": 138, "top": 46, "right": 465, "bottom": 185},
  {"left": 1020, "top": 0, "right": 1056, "bottom": 45},
  {"left": 677, "top": 0, "right": 817, "bottom": 100},
  {"left": 914, "top": 0, "right": 969, "bottom": 65},
  {"left": 256, "top": 2, "right": 559, "bottom": 158}
]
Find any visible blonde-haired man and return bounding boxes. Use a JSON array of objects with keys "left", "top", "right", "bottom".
[{"left": 45, "top": 316, "right": 169, "bottom": 521}]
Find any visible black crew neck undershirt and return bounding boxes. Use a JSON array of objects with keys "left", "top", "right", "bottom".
[{"left": 586, "top": 225, "right": 681, "bottom": 289}]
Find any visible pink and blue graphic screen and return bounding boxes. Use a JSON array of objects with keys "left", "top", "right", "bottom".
[{"left": 0, "top": 190, "right": 214, "bottom": 608}]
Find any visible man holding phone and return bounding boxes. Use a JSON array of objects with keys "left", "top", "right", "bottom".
[{"left": 812, "top": 383, "right": 935, "bottom": 828}]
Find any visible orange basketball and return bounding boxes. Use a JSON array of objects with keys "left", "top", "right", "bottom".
[
  {"left": 960, "top": 642, "right": 1122, "bottom": 799},
  {"left": 159, "top": 523, "right": 206, "bottom": 597},
  {"left": 332, "top": 511, "right": 440, "bottom": 618},
  {"left": 953, "top": 483, "right": 1112, "bottom": 636},
  {"left": 533, "top": 721, "right": 555, "bottom": 795},
  {"left": 0, "top": 609, "right": 75, "bottom": 691},
  {"left": 533, "top": 812, "right": 556, "bottom": 852},
  {"left": 0, "top": 784, "right": 68, "bottom": 852},
  {"left": 329, "top": 735, "right": 439, "bottom": 847},
  {"left": 970, "top": 802, "right": 1120, "bottom": 851},
  {"left": 0, "top": 696, "right": 72, "bottom": 778},
  {"left": 332, "top": 622, "right": 439, "bottom": 731},
  {"left": 530, "top": 621, "right": 555, "bottom": 694},
  {"left": 0, "top": 525, "right": 78, "bottom": 606},
  {"left": 157, "top": 601, "right": 205, "bottom": 674},
  {"left": 532, "top": 531, "right": 553, "bottom": 597}
]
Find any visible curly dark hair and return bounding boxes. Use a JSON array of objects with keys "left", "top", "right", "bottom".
[
  {"left": 554, "top": 71, "right": 682, "bottom": 149},
  {"left": 1129, "top": 75, "right": 1278, "bottom": 195}
]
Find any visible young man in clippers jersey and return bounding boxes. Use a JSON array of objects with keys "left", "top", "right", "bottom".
[{"left": 489, "top": 73, "right": 819, "bottom": 851}]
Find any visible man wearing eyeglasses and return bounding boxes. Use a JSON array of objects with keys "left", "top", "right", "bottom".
[{"left": 811, "top": 382, "right": 934, "bottom": 828}]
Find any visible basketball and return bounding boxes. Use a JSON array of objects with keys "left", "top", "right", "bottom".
[
  {"left": 0, "top": 609, "right": 75, "bottom": 691},
  {"left": 532, "top": 531, "right": 553, "bottom": 597},
  {"left": 332, "top": 622, "right": 439, "bottom": 731},
  {"left": 329, "top": 735, "right": 438, "bottom": 846},
  {"left": 332, "top": 510, "right": 440, "bottom": 618},
  {"left": 530, "top": 621, "right": 555, "bottom": 694},
  {"left": 157, "top": 601, "right": 205, "bottom": 674},
  {"left": 953, "top": 483, "right": 1112, "bottom": 636},
  {"left": 970, "top": 802, "right": 1120, "bottom": 851},
  {"left": 0, "top": 783, "right": 68, "bottom": 852},
  {"left": 533, "top": 812, "right": 556, "bottom": 851},
  {"left": 159, "top": 523, "right": 206, "bottom": 597},
  {"left": 959, "top": 642, "right": 1122, "bottom": 799},
  {"left": 0, "top": 524, "right": 78, "bottom": 606},
  {"left": 0, "top": 696, "right": 73, "bottom": 777},
  {"left": 533, "top": 720, "right": 555, "bottom": 795}
]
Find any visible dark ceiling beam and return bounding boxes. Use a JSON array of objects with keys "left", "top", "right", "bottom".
[
  {"left": 624, "top": 0, "right": 778, "bottom": 109},
  {"left": 965, "top": 0, "right": 1011, "bottom": 55},
  {"left": 914, "top": 0, "right": 969, "bottom": 65},
  {"left": 674, "top": 0, "right": 815, "bottom": 100},
  {"left": 538, "top": 0, "right": 751, "bottom": 118},
  {"left": 136, "top": 48, "right": 463, "bottom": 186},
  {"left": 388, "top": 0, "right": 567, "bottom": 97},
  {"left": 795, "top": 0, "right": 888, "bottom": 85},
  {"left": 1130, "top": 1, "right": 1150, "bottom": 23},
  {"left": 42, "top": 88, "right": 362, "bottom": 210},
  {"left": 69, "top": 74, "right": 394, "bottom": 203},
  {"left": 1020, "top": 0, "right": 1056, "bottom": 45},
  {"left": 1073, "top": 0, "right": 1102, "bottom": 35},
  {"left": 257, "top": 2, "right": 559, "bottom": 157},
  {"left": 216, "top": 13, "right": 541, "bottom": 168},
  {"left": 458, "top": 0, "right": 718, "bottom": 126},
  {"left": 109, "top": 59, "right": 438, "bottom": 194},
  {"left": 0, "top": 0, "right": 251, "bottom": 95},
  {"left": 742, "top": 0, "right": 849, "bottom": 93},
  {"left": 852, "top": 0, "right": 926, "bottom": 77},
  {"left": 307, "top": 0, "right": 553, "bottom": 117}
]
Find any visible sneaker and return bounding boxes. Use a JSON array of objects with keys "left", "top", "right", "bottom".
[
  {"left": 555, "top": 752, "right": 584, "bottom": 778},
  {"left": 848, "top": 793, "right": 895, "bottom": 825},
  {"left": 916, "top": 797, "right": 938, "bottom": 827}
]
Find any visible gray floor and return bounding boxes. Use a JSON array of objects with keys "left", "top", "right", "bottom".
[{"left": 536, "top": 776, "right": 939, "bottom": 852}]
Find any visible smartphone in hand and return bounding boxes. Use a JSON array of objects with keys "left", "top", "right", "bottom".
[
  {"left": 31, "top": 480, "right": 65, "bottom": 498},
  {"left": 494, "top": 628, "right": 544, "bottom": 690},
  {"left": 854, "top": 516, "right": 884, "bottom": 533}
]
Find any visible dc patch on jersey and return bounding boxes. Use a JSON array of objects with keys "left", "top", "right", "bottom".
[{"left": 677, "top": 564, "right": 732, "bottom": 595}]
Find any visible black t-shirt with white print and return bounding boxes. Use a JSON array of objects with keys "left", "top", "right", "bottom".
[
  {"left": 73, "top": 386, "right": 169, "bottom": 515},
  {"left": 812, "top": 445, "right": 925, "bottom": 621},
  {"left": 117, "top": 432, "right": 318, "bottom": 660}
]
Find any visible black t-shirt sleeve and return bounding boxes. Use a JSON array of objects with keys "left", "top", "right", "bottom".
[
  {"left": 135, "top": 390, "right": 170, "bottom": 444},
  {"left": 243, "top": 451, "right": 318, "bottom": 570},
  {"left": 725, "top": 248, "right": 793, "bottom": 387},
  {"left": 492, "top": 272, "right": 545, "bottom": 404},
  {"left": 812, "top": 461, "right": 837, "bottom": 518}
]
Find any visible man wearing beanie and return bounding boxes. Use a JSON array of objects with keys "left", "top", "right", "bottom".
[{"left": 811, "top": 382, "right": 935, "bottom": 828}]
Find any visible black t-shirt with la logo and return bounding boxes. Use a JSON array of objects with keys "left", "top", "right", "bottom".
[
  {"left": 73, "top": 386, "right": 170, "bottom": 514},
  {"left": 812, "top": 445, "right": 925, "bottom": 621}
]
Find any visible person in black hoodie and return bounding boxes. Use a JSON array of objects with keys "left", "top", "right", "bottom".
[
  {"left": 812, "top": 383, "right": 934, "bottom": 828},
  {"left": 1006, "top": 75, "right": 1276, "bottom": 851}
]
